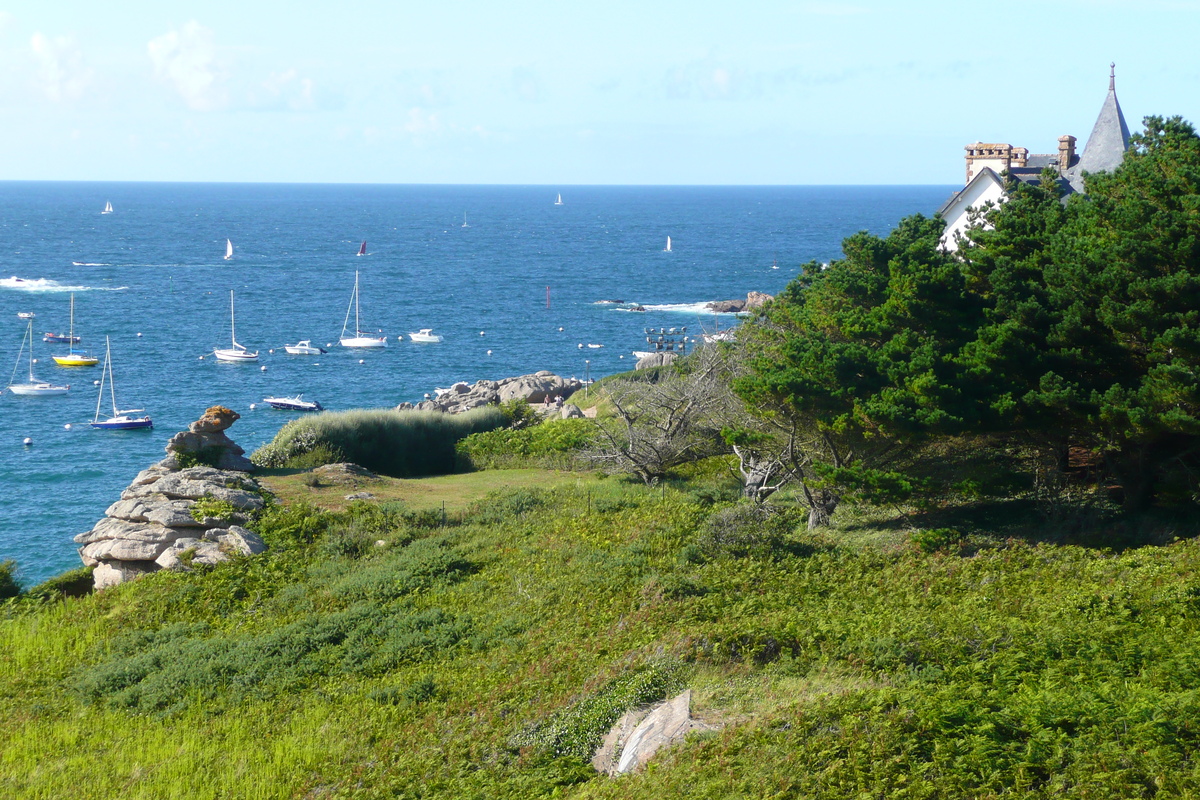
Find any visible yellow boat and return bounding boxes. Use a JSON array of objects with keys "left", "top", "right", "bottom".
[{"left": 51, "top": 294, "right": 99, "bottom": 367}]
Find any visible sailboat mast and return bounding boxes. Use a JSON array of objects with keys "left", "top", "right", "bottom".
[
  {"left": 95, "top": 338, "right": 108, "bottom": 421},
  {"left": 107, "top": 338, "right": 118, "bottom": 415},
  {"left": 230, "top": 290, "right": 237, "bottom": 346},
  {"left": 355, "top": 271, "right": 361, "bottom": 335}
]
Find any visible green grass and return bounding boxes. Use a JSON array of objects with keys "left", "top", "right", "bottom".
[{"left": 6, "top": 473, "right": 1200, "bottom": 797}]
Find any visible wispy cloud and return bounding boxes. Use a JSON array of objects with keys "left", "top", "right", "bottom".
[
  {"left": 147, "top": 21, "right": 226, "bottom": 111},
  {"left": 29, "top": 32, "right": 90, "bottom": 102}
]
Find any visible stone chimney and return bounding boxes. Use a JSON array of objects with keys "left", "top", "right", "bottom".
[
  {"left": 964, "top": 143, "right": 1017, "bottom": 183},
  {"left": 1057, "top": 135, "right": 1077, "bottom": 173}
]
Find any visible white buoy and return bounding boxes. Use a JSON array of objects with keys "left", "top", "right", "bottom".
[
  {"left": 486, "top": 350, "right": 492, "bottom": 356},
  {"left": 250, "top": 403, "right": 257, "bottom": 410},
  {"left": 558, "top": 327, "right": 564, "bottom": 332},
  {"left": 23, "top": 437, "right": 32, "bottom": 446},
  {"left": 358, "top": 359, "right": 364, "bottom": 364},
  {"left": 260, "top": 365, "right": 267, "bottom": 371},
  {"left": 327, "top": 343, "right": 333, "bottom": 347},
  {"left": 32, "top": 358, "right": 37, "bottom": 364},
  {"left": 619, "top": 355, "right": 624, "bottom": 359},
  {"left": 93, "top": 380, "right": 100, "bottom": 386},
  {"left": 136, "top": 332, "right": 143, "bottom": 337},
  {"left": 269, "top": 349, "right": 274, "bottom": 354},
  {"left": 199, "top": 355, "right": 205, "bottom": 360},
  {"left": 480, "top": 331, "right": 485, "bottom": 336},
  {"left": 64, "top": 423, "right": 72, "bottom": 430},
  {"left": 578, "top": 343, "right": 583, "bottom": 349}
]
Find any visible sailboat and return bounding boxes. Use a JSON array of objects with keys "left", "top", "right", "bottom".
[
  {"left": 7, "top": 320, "right": 69, "bottom": 395},
  {"left": 213, "top": 290, "right": 259, "bottom": 362},
  {"left": 554, "top": 193, "right": 564, "bottom": 206},
  {"left": 357, "top": 241, "right": 367, "bottom": 256},
  {"left": 664, "top": 236, "right": 672, "bottom": 252},
  {"left": 224, "top": 239, "right": 234, "bottom": 260},
  {"left": 91, "top": 337, "right": 152, "bottom": 430},
  {"left": 101, "top": 201, "right": 113, "bottom": 215},
  {"left": 339, "top": 271, "right": 387, "bottom": 348},
  {"left": 52, "top": 294, "right": 99, "bottom": 366},
  {"left": 461, "top": 212, "right": 470, "bottom": 228}
]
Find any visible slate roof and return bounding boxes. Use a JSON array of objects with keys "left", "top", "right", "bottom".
[{"left": 1067, "top": 67, "right": 1131, "bottom": 191}]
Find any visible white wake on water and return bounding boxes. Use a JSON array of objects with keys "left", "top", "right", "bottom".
[
  {"left": 638, "top": 302, "right": 740, "bottom": 315},
  {"left": 1, "top": 277, "right": 126, "bottom": 292}
]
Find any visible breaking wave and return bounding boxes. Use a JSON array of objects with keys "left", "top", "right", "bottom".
[{"left": 1, "top": 277, "right": 126, "bottom": 292}]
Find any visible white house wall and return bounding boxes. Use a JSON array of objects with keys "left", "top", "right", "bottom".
[{"left": 939, "top": 177, "right": 1006, "bottom": 252}]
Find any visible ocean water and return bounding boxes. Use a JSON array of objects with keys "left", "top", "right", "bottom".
[{"left": 0, "top": 183, "right": 952, "bottom": 585}]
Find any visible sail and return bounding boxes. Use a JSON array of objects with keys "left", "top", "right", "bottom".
[
  {"left": 358, "top": 241, "right": 367, "bottom": 256},
  {"left": 225, "top": 239, "right": 233, "bottom": 260},
  {"left": 665, "top": 236, "right": 672, "bottom": 252}
]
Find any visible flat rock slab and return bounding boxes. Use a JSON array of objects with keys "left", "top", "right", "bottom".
[
  {"left": 75, "top": 518, "right": 195, "bottom": 545},
  {"left": 592, "top": 691, "right": 709, "bottom": 776}
]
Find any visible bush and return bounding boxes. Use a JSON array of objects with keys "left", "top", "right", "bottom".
[
  {"left": 23, "top": 566, "right": 93, "bottom": 601},
  {"left": 697, "top": 504, "right": 801, "bottom": 559},
  {"left": 0, "top": 560, "right": 21, "bottom": 599},
  {"left": 456, "top": 418, "right": 597, "bottom": 470},
  {"left": 252, "top": 407, "right": 506, "bottom": 476}
]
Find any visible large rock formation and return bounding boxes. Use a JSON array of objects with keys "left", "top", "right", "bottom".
[
  {"left": 398, "top": 371, "right": 584, "bottom": 414},
  {"left": 635, "top": 352, "right": 677, "bottom": 371},
  {"left": 705, "top": 291, "right": 774, "bottom": 314},
  {"left": 161, "top": 405, "right": 254, "bottom": 471},
  {"left": 74, "top": 407, "right": 267, "bottom": 590}
]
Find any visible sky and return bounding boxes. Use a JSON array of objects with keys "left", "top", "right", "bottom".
[{"left": 0, "top": 0, "right": 1197, "bottom": 185}]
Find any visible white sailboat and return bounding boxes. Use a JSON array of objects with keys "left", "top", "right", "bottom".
[
  {"left": 339, "top": 271, "right": 387, "bottom": 348},
  {"left": 7, "top": 320, "right": 69, "bottom": 395},
  {"left": 213, "top": 290, "right": 259, "bottom": 362},
  {"left": 554, "top": 193, "right": 563, "bottom": 206},
  {"left": 101, "top": 201, "right": 113, "bottom": 215},
  {"left": 461, "top": 212, "right": 470, "bottom": 228},
  {"left": 664, "top": 236, "right": 672, "bottom": 252},
  {"left": 224, "top": 239, "right": 234, "bottom": 260},
  {"left": 91, "top": 337, "right": 152, "bottom": 430}
]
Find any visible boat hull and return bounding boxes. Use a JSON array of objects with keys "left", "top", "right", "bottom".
[
  {"left": 9, "top": 383, "right": 69, "bottom": 396},
  {"left": 91, "top": 416, "right": 153, "bottom": 430},
  {"left": 263, "top": 397, "right": 323, "bottom": 412},
  {"left": 213, "top": 348, "right": 259, "bottom": 362},
  {"left": 43, "top": 334, "right": 81, "bottom": 344},
  {"left": 340, "top": 337, "right": 387, "bottom": 348}
]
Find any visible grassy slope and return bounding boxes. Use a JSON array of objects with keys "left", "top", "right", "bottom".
[{"left": 4, "top": 470, "right": 1200, "bottom": 798}]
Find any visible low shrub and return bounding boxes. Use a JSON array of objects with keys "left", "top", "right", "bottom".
[
  {"left": 252, "top": 407, "right": 506, "bottom": 476},
  {"left": 23, "top": 566, "right": 94, "bottom": 601},
  {"left": 456, "top": 418, "right": 597, "bottom": 470},
  {"left": 697, "top": 504, "right": 802, "bottom": 559},
  {"left": 0, "top": 560, "right": 21, "bottom": 599}
]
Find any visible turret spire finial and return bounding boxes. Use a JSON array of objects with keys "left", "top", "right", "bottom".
[{"left": 1110, "top": 62, "right": 1116, "bottom": 91}]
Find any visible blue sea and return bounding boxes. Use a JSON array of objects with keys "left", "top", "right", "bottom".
[{"left": 0, "top": 183, "right": 952, "bottom": 585}]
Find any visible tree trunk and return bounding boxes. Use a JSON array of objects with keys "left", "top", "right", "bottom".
[
  {"left": 806, "top": 489, "right": 840, "bottom": 529},
  {"left": 1106, "top": 446, "right": 1156, "bottom": 512}
]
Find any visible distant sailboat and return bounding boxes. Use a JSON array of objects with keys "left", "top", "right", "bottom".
[
  {"left": 554, "top": 193, "right": 563, "bottom": 206},
  {"left": 339, "top": 271, "right": 387, "bottom": 348},
  {"left": 213, "top": 290, "right": 259, "bottom": 362},
  {"left": 461, "top": 212, "right": 470, "bottom": 228},
  {"left": 91, "top": 337, "right": 152, "bottom": 430},
  {"left": 664, "top": 236, "right": 672, "bottom": 252},
  {"left": 101, "top": 201, "right": 113, "bottom": 215},
  {"left": 357, "top": 241, "right": 367, "bottom": 256},
  {"left": 224, "top": 239, "right": 234, "bottom": 260}
]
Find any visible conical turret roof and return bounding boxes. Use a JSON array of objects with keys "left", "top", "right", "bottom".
[{"left": 1069, "top": 64, "right": 1131, "bottom": 190}]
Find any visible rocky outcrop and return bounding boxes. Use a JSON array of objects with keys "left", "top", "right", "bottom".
[
  {"left": 591, "top": 691, "right": 711, "bottom": 776},
  {"left": 74, "top": 408, "right": 268, "bottom": 591},
  {"left": 636, "top": 352, "right": 677, "bottom": 370},
  {"left": 402, "top": 371, "right": 584, "bottom": 414},
  {"left": 706, "top": 291, "right": 774, "bottom": 314},
  {"left": 160, "top": 405, "right": 254, "bottom": 472}
]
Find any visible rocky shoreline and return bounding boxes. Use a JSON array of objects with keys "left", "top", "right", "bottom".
[{"left": 397, "top": 370, "right": 586, "bottom": 415}]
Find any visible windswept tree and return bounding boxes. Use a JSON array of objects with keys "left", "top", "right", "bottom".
[{"left": 734, "top": 214, "right": 981, "bottom": 527}]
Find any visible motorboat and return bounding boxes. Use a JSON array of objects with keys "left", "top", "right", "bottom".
[
  {"left": 51, "top": 294, "right": 99, "bottom": 366},
  {"left": 43, "top": 332, "right": 81, "bottom": 344},
  {"left": 213, "top": 290, "right": 259, "bottom": 362},
  {"left": 7, "top": 320, "right": 69, "bottom": 396},
  {"left": 408, "top": 329, "right": 443, "bottom": 343},
  {"left": 91, "top": 337, "right": 152, "bottom": 430},
  {"left": 340, "top": 271, "right": 387, "bottom": 348},
  {"left": 263, "top": 394, "right": 324, "bottom": 412},
  {"left": 284, "top": 340, "right": 326, "bottom": 355},
  {"left": 16, "top": 311, "right": 34, "bottom": 319}
]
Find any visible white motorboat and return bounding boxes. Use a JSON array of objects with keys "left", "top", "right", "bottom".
[
  {"left": 340, "top": 271, "right": 387, "bottom": 348},
  {"left": 284, "top": 340, "right": 326, "bottom": 355},
  {"left": 17, "top": 311, "right": 34, "bottom": 319},
  {"left": 101, "top": 201, "right": 113, "bottom": 215},
  {"left": 213, "top": 290, "right": 259, "bottom": 362},
  {"left": 91, "top": 337, "right": 152, "bottom": 430},
  {"left": 263, "top": 394, "right": 324, "bottom": 412},
  {"left": 224, "top": 239, "right": 234, "bottom": 260},
  {"left": 7, "top": 320, "right": 69, "bottom": 395},
  {"left": 408, "top": 329, "right": 443, "bottom": 343}
]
